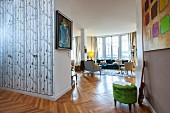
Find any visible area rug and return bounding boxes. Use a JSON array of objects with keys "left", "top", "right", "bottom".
[
  {"left": 101, "top": 69, "right": 122, "bottom": 76},
  {"left": 101, "top": 69, "right": 135, "bottom": 76},
  {"left": 84, "top": 69, "right": 135, "bottom": 76}
]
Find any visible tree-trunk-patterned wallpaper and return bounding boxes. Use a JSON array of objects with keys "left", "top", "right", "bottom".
[{"left": 0, "top": 0, "right": 54, "bottom": 96}]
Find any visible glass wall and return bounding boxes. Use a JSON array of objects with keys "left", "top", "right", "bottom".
[
  {"left": 97, "top": 38, "right": 103, "bottom": 59},
  {"left": 97, "top": 34, "right": 130, "bottom": 60},
  {"left": 121, "top": 35, "right": 129, "bottom": 60},
  {"left": 105, "top": 37, "right": 112, "bottom": 59},
  {"left": 112, "top": 36, "right": 119, "bottom": 59}
]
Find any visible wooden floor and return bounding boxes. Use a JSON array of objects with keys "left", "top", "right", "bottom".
[{"left": 0, "top": 72, "right": 151, "bottom": 113}]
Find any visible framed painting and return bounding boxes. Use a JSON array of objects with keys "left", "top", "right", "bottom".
[
  {"left": 142, "top": 0, "right": 170, "bottom": 51},
  {"left": 56, "top": 10, "right": 72, "bottom": 50}
]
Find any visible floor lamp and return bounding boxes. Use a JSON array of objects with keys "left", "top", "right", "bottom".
[{"left": 88, "top": 52, "right": 94, "bottom": 60}]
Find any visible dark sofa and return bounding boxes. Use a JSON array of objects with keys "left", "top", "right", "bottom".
[
  {"left": 97, "top": 59, "right": 129, "bottom": 69},
  {"left": 101, "top": 63, "right": 119, "bottom": 69},
  {"left": 122, "top": 60, "right": 128, "bottom": 64},
  {"left": 96, "top": 59, "right": 115, "bottom": 64},
  {"left": 96, "top": 59, "right": 104, "bottom": 64},
  {"left": 106, "top": 59, "right": 115, "bottom": 64},
  {"left": 96, "top": 59, "right": 118, "bottom": 69}
]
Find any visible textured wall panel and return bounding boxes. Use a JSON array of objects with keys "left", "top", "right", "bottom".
[
  {"left": 0, "top": 0, "right": 54, "bottom": 96},
  {"left": 0, "top": 0, "right": 3, "bottom": 87}
]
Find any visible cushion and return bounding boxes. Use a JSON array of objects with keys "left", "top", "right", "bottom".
[
  {"left": 113, "top": 62, "right": 118, "bottom": 65},
  {"left": 96, "top": 59, "right": 104, "bottom": 64},
  {"left": 94, "top": 63, "right": 99, "bottom": 66},
  {"left": 100, "top": 61, "right": 106, "bottom": 64},
  {"left": 106, "top": 59, "right": 113, "bottom": 64},
  {"left": 122, "top": 60, "right": 129, "bottom": 64}
]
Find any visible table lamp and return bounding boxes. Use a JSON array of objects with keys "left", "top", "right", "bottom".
[{"left": 88, "top": 52, "right": 94, "bottom": 60}]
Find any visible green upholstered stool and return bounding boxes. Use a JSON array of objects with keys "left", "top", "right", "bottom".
[{"left": 113, "top": 82, "right": 137, "bottom": 111}]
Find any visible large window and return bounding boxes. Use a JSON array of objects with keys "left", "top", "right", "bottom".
[
  {"left": 112, "top": 36, "right": 119, "bottom": 59},
  {"left": 97, "top": 38, "right": 103, "bottom": 59},
  {"left": 97, "top": 34, "right": 130, "bottom": 60},
  {"left": 105, "top": 37, "right": 111, "bottom": 59},
  {"left": 121, "top": 35, "right": 129, "bottom": 60}
]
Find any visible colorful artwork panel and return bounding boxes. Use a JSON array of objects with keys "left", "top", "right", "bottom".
[
  {"left": 160, "top": 0, "right": 165, "bottom": 11},
  {"left": 145, "top": 0, "right": 150, "bottom": 12},
  {"left": 146, "top": 29, "right": 151, "bottom": 40},
  {"left": 143, "top": 0, "right": 170, "bottom": 51},
  {"left": 151, "top": 1, "right": 158, "bottom": 20},
  {"left": 160, "top": 15, "right": 170, "bottom": 34},
  {"left": 165, "top": 0, "right": 169, "bottom": 8},
  {"left": 159, "top": 0, "right": 169, "bottom": 12},
  {"left": 152, "top": 22, "right": 159, "bottom": 38},
  {"left": 145, "top": 12, "right": 150, "bottom": 26}
]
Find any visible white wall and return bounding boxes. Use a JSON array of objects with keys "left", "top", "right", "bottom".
[
  {"left": 53, "top": 0, "right": 72, "bottom": 100},
  {"left": 73, "top": 28, "right": 81, "bottom": 37},
  {"left": 135, "top": 0, "right": 144, "bottom": 87},
  {"left": 73, "top": 21, "right": 81, "bottom": 37}
]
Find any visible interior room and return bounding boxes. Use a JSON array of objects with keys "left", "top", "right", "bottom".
[{"left": 0, "top": 0, "right": 169, "bottom": 113}]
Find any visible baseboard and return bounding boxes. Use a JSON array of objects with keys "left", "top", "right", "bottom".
[
  {"left": 52, "top": 86, "right": 72, "bottom": 100},
  {"left": 0, "top": 87, "right": 57, "bottom": 101},
  {"left": 0, "top": 86, "right": 72, "bottom": 101},
  {"left": 145, "top": 98, "right": 156, "bottom": 113}
]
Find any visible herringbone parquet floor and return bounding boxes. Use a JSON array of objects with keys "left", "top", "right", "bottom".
[{"left": 0, "top": 73, "right": 151, "bottom": 113}]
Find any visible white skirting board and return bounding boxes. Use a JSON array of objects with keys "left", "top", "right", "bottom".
[
  {"left": 0, "top": 86, "right": 71, "bottom": 101},
  {"left": 53, "top": 86, "right": 72, "bottom": 101},
  {"left": 144, "top": 98, "right": 156, "bottom": 113}
]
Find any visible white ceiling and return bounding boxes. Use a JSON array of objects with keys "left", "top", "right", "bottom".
[{"left": 71, "top": 0, "right": 136, "bottom": 37}]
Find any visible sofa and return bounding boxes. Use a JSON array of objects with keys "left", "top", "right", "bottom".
[
  {"left": 101, "top": 63, "right": 119, "bottom": 69},
  {"left": 96, "top": 59, "right": 105, "bottom": 64},
  {"left": 96, "top": 59, "right": 128, "bottom": 69}
]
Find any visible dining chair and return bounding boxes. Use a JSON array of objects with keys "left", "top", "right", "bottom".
[{"left": 121, "top": 62, "right": 134, "bottom": 75}]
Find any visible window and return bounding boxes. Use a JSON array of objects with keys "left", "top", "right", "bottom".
[
  {"left": 112, "top": 36, "right": 119, "bottom": 60},
  {"left": 97, "top": 34, "right": 130, "bottom": 60},
  {"left": 121, "top": 35, "right": 129, "bottom": 60},
  {"left": 105, "top": 37, "right": 111, "bottom": 59},
  {"left": 97, "top": 38, "right": 103, "bottom": 59}
]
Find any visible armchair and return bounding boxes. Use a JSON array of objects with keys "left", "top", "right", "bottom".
[
  {"left": 113, "top": 83, "right": 137, "bottom": 111},
  {"left": 84, "top": 61, "right": 101, "bottom": 76},
  {"left": 121, "top": 62, "right": 133, "bottom": 75}
]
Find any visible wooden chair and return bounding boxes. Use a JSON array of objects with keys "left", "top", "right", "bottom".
[{"left": 121, "top": 62, "right": 133, "bottom": 75}]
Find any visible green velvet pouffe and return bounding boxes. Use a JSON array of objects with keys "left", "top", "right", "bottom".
[{"left": 113, "top": 83, "right": 137, "bottom": 111}]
